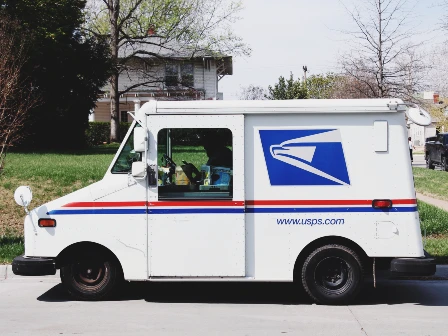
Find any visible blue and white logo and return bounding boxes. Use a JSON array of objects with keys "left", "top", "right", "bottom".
[{"left": 259, "top": 129, "right": 350, "bottom": 186}]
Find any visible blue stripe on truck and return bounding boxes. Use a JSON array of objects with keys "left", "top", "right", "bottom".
[{"left": 47, "top": 206, "right": 417, "bottom": 215}]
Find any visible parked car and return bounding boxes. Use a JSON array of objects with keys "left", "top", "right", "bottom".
[
  {"left": 424, "top": 136, "right": 437, "bottom": 161},
  {"left": 425, "top": 133, "right": 448, "bottom": 170}
]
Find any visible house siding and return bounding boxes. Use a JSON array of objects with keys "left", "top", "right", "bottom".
[
  {"left": 203, "top": 59, "right": 217, "bottom": 99},
  {"left": 102, "top": 60, "right": 165, "bottom": 93},
  {"left": 194, "top": 60, "right": 204, "bottom": 90},
  {"left": 93, "top": 101, "right": 136, "bottom": 123}
]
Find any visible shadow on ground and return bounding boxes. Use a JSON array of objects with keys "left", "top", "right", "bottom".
[{"left": 37, "top": 278, "right": 448, "bottom": 307}]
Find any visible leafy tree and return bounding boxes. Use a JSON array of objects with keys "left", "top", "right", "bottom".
[
  {"left": 0, "top": 14, "right": 39, "bottom": 172},
  {"left": 305, "top": 73, "right": 341, "bottom": 99},
  {"left": 0, "top": 0, "right": 111, "bottom": 149},
  {"left": 266, "top": 73, "right": 308, "bottom": 100},
  {"left": 85, "top": 0, "right": 251, "bottom": 142}
]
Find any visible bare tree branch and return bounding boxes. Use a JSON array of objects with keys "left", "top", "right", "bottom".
[{"left": 339, "top": 0, "right": 424, "bottom": 99}]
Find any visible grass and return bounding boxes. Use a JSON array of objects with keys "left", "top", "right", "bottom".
[
  {"left": 0, "top": 235, "right": 24, "bottom": 264},
  {"left": 1, "top": 146, "right": 448, "bottom": 264},
  {"left": 0, "top": 144, "right": 120, "bottom": 236},
  {"left": 418, "top": 200, "right": 448, "bottom": 263},
  {"left": 413, "top": 167, "right": 448, "bottom": 201},
  {"left": 418, "top": 200, "right": 448, "bottom": 236},
  {"left": 158, "top": 145, "right": 219, "bottom": 168},
  {"left": 424, "top": 237, "right": 448, "bottom": 264}
]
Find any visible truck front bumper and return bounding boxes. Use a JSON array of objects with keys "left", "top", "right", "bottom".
[
  {"left": 12, "top": 255, "right": 56, "bottom": 276},
  {"left": 390, "top": 257, "right": 436, "bottom": 276}
]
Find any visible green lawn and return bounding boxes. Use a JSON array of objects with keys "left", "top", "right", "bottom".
[
  {"left": 0, "top": 236, "right": 24, "bottom": 264},
  {"left": 424, "top": 236, "right": 448, "bottom": 264},
  {"left": 418, "top": 200, "right": 448, "bottom": 263},
  {"left": 413, "top": 167, "right": 448, "bottom": 201},
  {"left": 0, "top": 144, "right": 120, "bottom": 236},
  {"left": 1, "top": 147, "right": 448, "bottom": 264},
  {"left": 158, "top": 145, "right": 208, "bottom": 169}
]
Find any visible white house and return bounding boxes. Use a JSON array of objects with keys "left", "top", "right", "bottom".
[{"left": 90, "top": 43, "right": 233, "bottom": 123}]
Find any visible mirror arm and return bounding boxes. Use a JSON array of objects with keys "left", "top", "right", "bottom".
[
  {"left": 127, "top": 112, "right": 145, "bottom": 128},
  {"left": 20, "top": 195, "right": 29, "bottom": 214}
]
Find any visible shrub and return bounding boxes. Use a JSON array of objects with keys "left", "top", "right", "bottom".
[
  {"left": 85, "top": 122, "right": 110, "bottom": 146},
  {"left": 85, "top": 122, "right": 131, "bottom": 146}
]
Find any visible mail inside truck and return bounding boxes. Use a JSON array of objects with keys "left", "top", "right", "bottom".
[{"left": 12, "top": 99, "right": 436, "bottom": 305}]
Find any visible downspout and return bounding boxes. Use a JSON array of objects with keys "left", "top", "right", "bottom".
[
  {"left": 203, "top": 57, "right": 205, "bottom": 100},
  {"left": 215, "top": 59, "right": 218, "bottom": 99}
]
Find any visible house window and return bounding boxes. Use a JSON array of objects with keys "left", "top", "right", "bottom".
[
  {"left": 165, "top": 64, "right": 179, "bottom": 87},
  {"left": 157, "top": 128, "right": 233, "bottom": 200},
  {"left": 120, "top": 111, "right": 128, "bottom": 122},
  {"left": 165, "top": 63, "right": 194, "bottom": 88},
  {"left": 180, "top": 64, "right": 194, "bottom": 87}
]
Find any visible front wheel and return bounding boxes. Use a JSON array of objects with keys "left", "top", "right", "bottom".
[
  {"left": 60, "top": 257, "right": 123, "bottom": 301},
  {"left": 301, "top": 244, "right": 363, "bottom": 305}
]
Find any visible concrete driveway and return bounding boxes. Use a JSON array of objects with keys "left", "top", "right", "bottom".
[
  {"left": 1, "top": 272, "right": 447, "bottom": 336},
  {"left": 412, "top": 153, "right": 427, "bottom": 169}
]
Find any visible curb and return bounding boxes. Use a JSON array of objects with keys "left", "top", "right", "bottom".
[{"left": 0, "top": 265, "right": 59, "bottom": 280}]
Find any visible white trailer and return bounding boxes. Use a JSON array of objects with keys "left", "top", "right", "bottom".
[{"left": 12, "top": 99, "right": 435, "bottom": 304}]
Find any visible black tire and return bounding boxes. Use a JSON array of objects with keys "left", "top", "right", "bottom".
[
  {"left": 443, "top": 157, "right": 448, "bottom": 172},
  {"left": 60, "top": 257, "right": 123, "bottom": 301},
  {"left": 301, "top": 244, "right": 363, "bottom": 305},
  {"left": 427, "top": 158, "right": 435, "bottom": 170}
]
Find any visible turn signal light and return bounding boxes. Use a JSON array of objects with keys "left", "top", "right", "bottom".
[
  {"left": 38, "top": 219, "right": 56, "bottom": 227},
  {"left": 372, "top": 199, "right": 392, "bottom": 209}
]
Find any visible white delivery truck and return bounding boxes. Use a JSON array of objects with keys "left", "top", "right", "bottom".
[{"left": 12, "top": 99, "right": 436, "bottom": 305}]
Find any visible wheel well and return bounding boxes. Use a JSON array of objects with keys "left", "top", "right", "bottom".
[
  {"left": 56, "top": 241, "right": 122, "bottom": 270},
  {"left": 292, "top": 236, "right": 370, "bottom": 281}
]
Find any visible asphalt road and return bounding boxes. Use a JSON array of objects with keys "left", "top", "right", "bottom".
[{"left": 1, "top": 275, "right": 447, "bottom": 336}]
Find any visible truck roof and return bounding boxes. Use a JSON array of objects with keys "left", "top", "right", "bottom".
[{"left": 141, "top": 99, "right": 406, "bottom": 115}]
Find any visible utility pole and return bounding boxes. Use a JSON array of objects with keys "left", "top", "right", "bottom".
[{"left": 303, "top": 65, "right": 308, "bottom": 83}]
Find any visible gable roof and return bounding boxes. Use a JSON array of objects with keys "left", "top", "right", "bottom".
[{"left": 118, "top": 38, "right": 229, "bottom": 60}]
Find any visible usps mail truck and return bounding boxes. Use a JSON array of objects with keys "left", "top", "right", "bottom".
[{"left": 12, "top": 99, "right": 436, "bottom": 305}]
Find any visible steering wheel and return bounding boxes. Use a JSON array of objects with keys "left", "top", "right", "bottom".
[{"left": 162, "top": 154, "right": 176, "bottom": 167}]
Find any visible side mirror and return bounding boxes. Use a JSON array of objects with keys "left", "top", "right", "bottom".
[
  {"left": 132, "top": 161, "right": 146, "bottom": 178},
  {"left": 133, "top": 127, "right": 146, "bottom": 152},
  {"left": 14, "top": 186, "right": 33, "bottom": 211},
  {"left": 406, "top": 106, "right": 432, "bottom": 126}
]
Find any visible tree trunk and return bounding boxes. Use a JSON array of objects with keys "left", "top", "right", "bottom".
[
  {"left": 109, "top": 0, "right": 120, "bottom": 143},
  {"left": 109, "top": 72, "right": 119, "bottom": 142},
  {"left": 377, "top": 0, "right": 384, "bottom": 98}
]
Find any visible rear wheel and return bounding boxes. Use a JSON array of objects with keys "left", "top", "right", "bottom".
[
  {"left": 427, "top": 158, "right": 435, "bottom": 170},
  {"left": 301, "top": 244, "right": 363, "bottom": 305},
  {"left": 443, "top": 157, "right": 448, "bottom": 172},
  {"left": 60, "top": 257, "right": 122, "bottom": 301}
]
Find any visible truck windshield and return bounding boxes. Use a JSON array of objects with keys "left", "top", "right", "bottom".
[{"left": 111, "top": 123, "right": 142, "bottom": 173}]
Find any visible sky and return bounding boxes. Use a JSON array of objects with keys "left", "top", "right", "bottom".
[{"left": 219, "top": 0, "right": 446, "bottom": 100}]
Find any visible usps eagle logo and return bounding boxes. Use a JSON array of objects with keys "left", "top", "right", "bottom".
[{"left": 259, "top": 129, "right": 350, "bottom": 186}]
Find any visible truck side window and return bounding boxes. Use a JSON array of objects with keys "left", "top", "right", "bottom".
[
  {"left": 111, "top": 124, "right": 142, "bottom": 174},
  {"left": 157, "top": 128, "right": 233, "bottom": 200}
]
